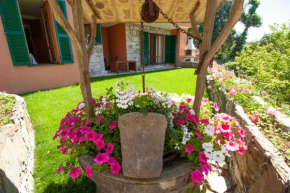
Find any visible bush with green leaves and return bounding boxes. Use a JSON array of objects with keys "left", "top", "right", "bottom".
[{"left": 227, "top": 22, "right": 290, "bottom": 112}]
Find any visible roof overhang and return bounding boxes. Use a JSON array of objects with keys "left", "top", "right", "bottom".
[{"left": 82, "top": 0, "right": 225, "bottom": 24}]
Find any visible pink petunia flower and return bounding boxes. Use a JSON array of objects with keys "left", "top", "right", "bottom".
[
  {"left": 191, "top": 170, "right": 204, "bottom": 184},
  {"left": 94, "top": 153, "right": 109, "bottom": 165},
  {"left": 213, "top": 102, "right": 220, "bottom": 112},
  {"left": 248, "top": 113, "right": 260, "bottom": 123},
  {"left": 95, "top": 139, "right": 105, "bottom": 150},
  {"left": 85, "top": 130, "right": 97, "bottom": 141},
  {"left": 175, "top": 119, "right": 185, "bottom": 125},
  {"left": 185, "top": 144, "right": 194, "bottom": 154},
  {"left": 221, "top": 124, "right": 231, "bottom": 133},
  {"left": 57, "top": 163, "right": 65, "bottom": 174},
  {"left": 86, "top": 166, "right": 93, "bottom": 178},
  {"left": 207, "top": 85, "right": 212, "bottom": 90},
  {"left": 111, "top": 162, "right": 122, "bottom": 175},
  {"left": 108, "top": 157, "right": 117, "bottom": 166},
  {"left": 229, "top": 88, "right": 237, "bottom": 97},
  {"left": 200, "top": 162, "right": 212, "bottom": 175},
  {"left": 186, "top": 114, "right": 196, "bottom": 122},
  {"left": 69, "top": 167, "right": 82, "bottom": 180},
  {"left": 106, "top": 143, "right": 114, "bottom": 154},
  {"left": 225, "top": 141, "right": 239, "bottom": 152},
  {"left": 109, "top": 121, "right": 118, "bottom": 130},
  {"left": 199, "top": 152, "right": 209, "bottom": 163}
]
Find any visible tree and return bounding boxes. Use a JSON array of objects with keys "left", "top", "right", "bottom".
[
  {"left": 192, "top": 0, "right": 262, "bottom": 62},
  {"left": 231, "top": 0, "right": 262, "bottom": 57}
]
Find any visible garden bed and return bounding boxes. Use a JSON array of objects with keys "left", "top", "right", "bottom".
[
  {"left": 0, "top": 93, "right": 16, "bottom": 126},
  {"left": 207, "top": 64, "right": 290, "bottom": 192}
]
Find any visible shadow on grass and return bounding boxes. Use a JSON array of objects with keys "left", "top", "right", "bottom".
[
  {"left": 21, "top": 68, "right": 181, "bottom": 97},
  {"left": 44, "top": 175, "right": 95, "bottom": 193}
]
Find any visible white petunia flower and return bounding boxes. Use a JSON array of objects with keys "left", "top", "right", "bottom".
[
  {"left": 212, "top": 151, "right": 225, "bottom": 165},
  {"left": 204, "top": 150, "right": 213, "bottom": 160},
  {"left": 202, "top": 142, "right": 214, "bottom": 151},
  {"left": 78, "top": 102, "right": 85, "bottom": 109},
  {"left": 204, "top": 125, "right": 215, "bottom": 137}
]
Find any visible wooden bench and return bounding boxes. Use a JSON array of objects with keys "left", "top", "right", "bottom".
[{"left": 110, "top": 61, "right": 137, "bottom": 74}]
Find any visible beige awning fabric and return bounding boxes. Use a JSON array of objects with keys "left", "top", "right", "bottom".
[{"left": 82, "top": 0, "right": 224, "bottom": 24}]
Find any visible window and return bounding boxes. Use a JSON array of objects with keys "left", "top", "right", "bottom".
[
  {"left": 84, "top": 24, "right": 102, "bottom": 45},
  {"left": 0, "top": 0, "right": 73, "bottom": 66}
]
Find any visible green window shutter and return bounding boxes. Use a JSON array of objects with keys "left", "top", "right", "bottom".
[
  {"left": 143, "top": 32, "right": 149, "bottom": 66},
  {"left": 95, "top": 24, "right": 102, "bottom": 44},
  {"left": 0, "top": 0, "right": 30, "bottom": 66},
  {"left": 170, "top": 35, "right": 176, "bottom": 63},
  {"left": 54, "top": 0, "right": 73, "bottom": 64},
  {"left": 165, "top": 35, "right": 176, "bottom": 63}
]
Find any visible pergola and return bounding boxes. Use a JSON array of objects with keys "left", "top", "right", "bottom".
[{"left": 47, "top": 0, "right": 244, "bottom": 119}]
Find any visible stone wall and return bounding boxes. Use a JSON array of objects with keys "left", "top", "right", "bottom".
[
  {"left": 89, "top": 44, "right": 105, "bottom": 77},
  {"left": 207, "top": 82, "right": 290, "bottom": 193},
  {"left": 0, "top": 93, "right": 34, "bottom": 193},
  {"left": 125, "top": 23, "right": 171, "bottom": 67}
]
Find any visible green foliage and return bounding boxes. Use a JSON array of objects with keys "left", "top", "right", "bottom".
[
  {"left": 227, "top": 23, "right": 290, "bottom": 108},
  {"left": 231, "top": 0, "right": 262, "bottom": 57},
  {"left": 0, "top": 94, "right": 16, "bottom": 126},
  {"left": 195, "top": 0, "right": 262, "bottom": 62}
]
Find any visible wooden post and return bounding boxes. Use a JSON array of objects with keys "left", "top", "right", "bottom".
[
  {"left": 193, "top": 0, "right": 244, "bottom": 117},
  {"left": 48, "top": 0, "right": 99, "bottom": 119},
  {"left": 193, "top": 0, "right": 217, "bottom": 117}
]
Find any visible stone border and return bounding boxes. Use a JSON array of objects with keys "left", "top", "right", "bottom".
[
  {"left": 0, "top": 93, "right": 35, "bottom": 193},
  {"left": 207, "top": 82, "right": 290, "bottom": 193}
]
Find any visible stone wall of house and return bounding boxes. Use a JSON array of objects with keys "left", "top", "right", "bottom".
[
  {"left": 0, "top": 93, "right": 34, "bottom": 193},
  {"left": 125, "top": 23, "right": 171, "bottom": 67},
  {"left": 207, "top": 82, "right": 290, "bottom": 193},
  {"left": 89, "top": 44, "right": 105, "bottom": 77}
]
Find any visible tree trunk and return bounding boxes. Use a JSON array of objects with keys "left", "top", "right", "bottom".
[{"left": 72, "top": 0, "right": 94, "bottom": 119}]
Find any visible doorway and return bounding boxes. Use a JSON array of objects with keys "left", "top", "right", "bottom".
[{"left": 149, "top": 34, "right": 164, "bottom": 64}]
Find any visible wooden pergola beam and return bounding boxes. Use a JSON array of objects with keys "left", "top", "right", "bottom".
[
  {"left": 189, "top": 1, "right": 202, "bottom": 41},
  {"left": 193, "top": 0, "right": 244, "bottom": 117}
]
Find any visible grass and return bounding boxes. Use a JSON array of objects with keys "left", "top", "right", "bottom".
[
  {"left": 22, "top": 68, "right": 201, "bottom": 193},
  {"left": 0, "top": 94, "right": 16, "bottom": 126}
]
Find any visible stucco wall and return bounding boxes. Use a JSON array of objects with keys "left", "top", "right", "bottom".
[{"left": 0, "top": 2, "right": 80, "bottom": 94}]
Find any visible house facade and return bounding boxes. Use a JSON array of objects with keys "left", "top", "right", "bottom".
[
  {"left": 89, "top": 23, "right": 189, "bottom": 76},
  {"left": 0, "top": 0, "right": 190, "bottom": 94}
]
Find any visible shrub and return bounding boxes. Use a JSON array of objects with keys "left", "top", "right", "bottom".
[{"left": 227, "top": 23, "right": 290, "bottom": 110}]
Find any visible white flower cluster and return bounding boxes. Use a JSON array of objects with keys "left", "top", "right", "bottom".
[
  {"left": 155, "top": 91, "right": 172, "bottom": 108},
  {"left": 181, "top": 125, "right": 193, "bottom": 145},
  {"left": 115, "top": 82, "right": 135, "bottom": 109},
  {"left": 202, "top": 142, "right": 225, "bottom": 165},
  {"left": 170, "top": 93, "right": 195, "bottom": 104},
  {"left": 95, "top": 97, "right": 107, "bottom": 116},
  {"left": 204, "top": 125, "right": 215, "bottom": 137}
]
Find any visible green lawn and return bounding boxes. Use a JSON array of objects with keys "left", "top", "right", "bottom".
[{"left": 23, "top": 68, "right": 200, "bottom": 193}]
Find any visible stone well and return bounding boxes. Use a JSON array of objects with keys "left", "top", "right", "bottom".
[{"left": 79, "top": 155, "right": 196, "bottom": 193}]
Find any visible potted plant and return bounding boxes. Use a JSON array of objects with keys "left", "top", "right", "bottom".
[{"left": 53, "top": 80, "right": 247, "bottom": 191}]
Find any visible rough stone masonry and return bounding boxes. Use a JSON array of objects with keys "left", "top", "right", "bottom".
[{"left": 0, "top": 93, "right": 34, "bottom": 193}]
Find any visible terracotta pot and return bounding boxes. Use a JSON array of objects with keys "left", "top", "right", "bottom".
[{"left": 118, "top": 112, "right": 167, "bottom": 178}]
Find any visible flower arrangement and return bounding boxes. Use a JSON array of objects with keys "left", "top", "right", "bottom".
[
  {"left": 207, "top": 62, "right": 290, "bottom": 166},
  {"left": 53, "top": 80, "right": 247, "bottom": 188}
]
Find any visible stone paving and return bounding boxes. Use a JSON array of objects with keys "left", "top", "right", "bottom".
[{"left": 90, "top": 64, "right": 176, "bottom": 77}]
